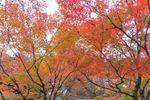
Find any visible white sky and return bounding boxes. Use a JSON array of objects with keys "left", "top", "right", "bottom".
[
  {"left": 46, "top": 0, "right": 58, "bottom": 14},
  {"left": 0, "top": 0, "right": 59, "bottom": 14}
]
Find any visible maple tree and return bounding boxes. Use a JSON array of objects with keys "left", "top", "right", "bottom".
[
  {"left": 0, "top": 0, "right": 150, "bottom": 100},
  {"left": 0, "top": 0, "right": 79, "bottom": 100},
  {"left": 56, "top": 0, "right": 150, "bottom": 100}
]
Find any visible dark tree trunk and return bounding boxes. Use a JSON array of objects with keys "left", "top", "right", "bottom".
[
  {"left": 133, "top": 76, "right": 141, "bottom": 100},
  {"left": 146, "top": 89, "right": 150, "bottom": 100}
]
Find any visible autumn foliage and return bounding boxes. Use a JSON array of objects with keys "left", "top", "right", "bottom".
[{"left": 0, "top": 0, "right": 150, "bottom": 100}]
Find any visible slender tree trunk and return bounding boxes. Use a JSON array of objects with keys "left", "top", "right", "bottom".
[
  {"left": 43, "top": 93, "right": 47, "bottom": 100},
  {"left": 19, "top": 92, "right": 26, "bottom": 100},
  {"left": 133, "top": 75, "right": 141, "bottom": 100},
  {"left": 42, "top": 87, "right": 47, "bottom": 100},
  {"left": 140, "top": 89, "right": 145, "bottom": 100},
  {"left": 0, "top": 91, "right": 5, "bottom": 100},
  {"left": 146, "top": 89, "right": 150, "bottom": 100}
]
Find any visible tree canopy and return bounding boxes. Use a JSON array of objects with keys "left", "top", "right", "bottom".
[{"left": 0, "top": 0, "right": 150, "bottom": 100}]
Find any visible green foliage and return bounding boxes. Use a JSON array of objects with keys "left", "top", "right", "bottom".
[
  {"left": 122, "top": 95, "right": 132, "bottom": 100},
  {"left": 93, "top": 96, "right": 105, "bottom": 100}
]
